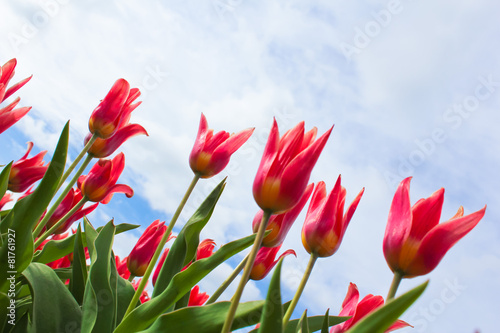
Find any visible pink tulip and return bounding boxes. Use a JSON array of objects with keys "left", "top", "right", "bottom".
[
  {"left": 331, "top": 283, "right": 411, "bottom": 333},
  {"left": 250, "top": 245, "right": 295, "bottom": 281},
  {"left": 0, "top": 193, "right": 13, "bottom": 210},
  {"left": 127, "top": 220, "right": 167, "bottom": 277},
  {"left": 383, "top": 177, "right": 486, "bottom": 277},
  {"left": 301, "top": 176, "right": 364, "bottom": 257},
  {"left": 8, "top": 142, "right": 48, "bottom": 193},
  {"left": 78, "top": 152, "right": 133, "bottom": 203},
  {"left": 88, "top": 79, "right": 141, "bottom": 139},
  {"left": 253, "top": 120, "right": 332, "bottom": 214},
  {"left": 0, "top": 58, "right": 32, "bottom": 135},
  {"left": 189, "top": 113, "right": 254, "bottom": 178},
  {"left": 188, "top": 285, "right": 209, "bottom": 306},
  {"left": 45, "top": 188, "right": 98, "bottom": 234}
]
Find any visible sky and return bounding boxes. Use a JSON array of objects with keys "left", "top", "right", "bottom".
[{"left": 1, "top": 0, "right": 499, "bottom": 332}]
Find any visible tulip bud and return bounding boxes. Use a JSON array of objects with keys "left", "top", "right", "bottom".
[
  {"left": 8, "top": 142, "right": 48, "bottom": 193},
  {"left": 88, "top": 79, "right": 141, "bottom": 139},
  {"left": 127, "top": 220, "right": 167, "bottom": 277},
  {"left": 78, "top": 153, "right": 133, "bottom": 203},
  {"left": 253, "top": 119, "right": 333, "bottom": 214},
  {"left": 249, "top": 245, "right": 295, "bottom": 281},
  {"left": 301, "top": 177, "right": 364, "bottom": 257},
  {"left": 189, "top": 113, "right": 254, "bottom": 178}
]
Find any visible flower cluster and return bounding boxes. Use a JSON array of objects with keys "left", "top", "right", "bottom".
[{"left": 0, "top": 58, "right": 487, "bottom": 333}]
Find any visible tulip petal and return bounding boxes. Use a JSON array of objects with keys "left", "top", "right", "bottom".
[
  {"left": 100, "top": 184, "right": 134, "bottom": 204},
  {"left": 409, "top": 206, "right": 486, "bottom": 277},
  {"left": 4, "top": 75, "right": 32, "bottom": 101},
  {"left": 340, "top": 187, "right": 365, "bottom": 239},
  {"left": 409, "top": 187, "right": 444, "bottom": 241},
  {"left": 383, "top": 177, "right": 412, "bottom": 271}
]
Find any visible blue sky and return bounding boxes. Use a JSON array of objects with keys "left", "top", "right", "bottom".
[{"left": 1, "top": 1, "right": 499, "bottom": 332}]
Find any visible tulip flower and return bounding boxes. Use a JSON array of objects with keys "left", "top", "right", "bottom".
[
  {"left": 88, "top": 79, "right": 141, "bottom": 139},
  {"left": 253, "top": 183, "right": 313, "bottom": 247},
  {"left": 45, "top": 188, "right": 99, "bottom": 234},
  {"left": 253, "top": 119, "right": 333, "bottom": 214},
  {"left": 383, "top": 177, "right": 486, "bottom": 278},
  {"left": 189, "top": 113, "right": 254, "bottom": 178},
  {"left": 0, "top": 59, "right": 32, "bottom": 135},
  {"left": 127, "top": 220, "right": 167, "bottom": 277},
  {"left": 131, "top": 279, "right": 150, "bottom": 303},
  {"left": 0, "top": 193, "right": 13, "bottom": 210},
  {"left": 249, "top": 245, "right": 296, "bottom": 281},
  {"left": 188, "top": 285, "right": 209, "bottom": 306},
  {"left": 196, "top": 239, "right": 216, "bottom": 260},
  {"left": 116, "top": 256, "right": 131, "bottom": 280},
  {"left": 78, "top": 152, "right": 134, "bottom": 203},
  {"left": 330, "top": 283, "right": 411, "bottom": 333},
  {"left": 301, "top": 177, "right": 364, "bottom": 257},
  {"left": 8, "top": 142, "right": 49, "bottom": 193},
  {"left": 85, "top": 87, "right": 147, "bottom": 158}
]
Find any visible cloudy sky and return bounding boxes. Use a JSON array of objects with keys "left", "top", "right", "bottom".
[{"left": 1, "top": 0, "right": 499, "bottom": 332}]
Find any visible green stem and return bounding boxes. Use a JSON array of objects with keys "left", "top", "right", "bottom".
[
  {"left": 206, "top": 253, "right": 249, "bottom": 305},
  {"left": 33, "top": 154, "right": 93, "bottom": 239},
  {"left": 387, "top": 271, "right": 404, "bottom": 300},
  {"left": 34, "top": 197, "right": 87, "bottom": 249},
  {"left": 282, "top": 252, "right": 318, "bottom": 327},
  {"left": 58, "top": 133, "right": 98, "bottom": 190},
  {"left": 128, "top": 274, "right": 135, "bottom": 282},
  {"left": 221, "top": 210, "right": 272, "bottom": 333},
  {"left": 123, "top": 174, "right": 200, "bottom": 317}
]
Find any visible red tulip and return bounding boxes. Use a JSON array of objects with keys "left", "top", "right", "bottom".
[
  {"left": 249, "top": 245, "right": 296, "bottom": 281},
  {"left": 301, "top": 177, "right": 364, "bottom": 257},
  {"left": 0, "top": 193, "right": 13, "bottom": 210},
  {"left": 116, "top": 256, "right": 131, "bottom": 280},
  {"left": 8, "top": 142, "right": 48, "bottom": 193},
  {"left": 127, "top": 220, "right": 167, "bottom": 276},
  {"left": 0, "top": 59, "right": 32, "bottom": 135},
  {"left": 188, "top": 285, "right": 209, "bottom": 306},
  {"left": 196, "top": 239, "right": 216, "bottom": 260},
  {"left": 78, "top": 152, "right": 133, "bottom": 203},
  {"left": 253, "top": 183, "right": 313, "bottom": 247},
  {"left": 330, "top": 283, "right": 411, "bottom": 333},
  {"left": 253, "top": 120, "right": 333, "bottom": 214},
  {"left": 383, "top": 177, "right": 486, "bottom": 278},
  {"left": 189, "top": 113, "right": 254, "bottom": 178},
  {"left": 45, "top": 188, "right": 99, "bottom": 234},
  {"left": 131, "top": 279, "right": 150, "bottom": 303},
  {"left": 88, "top": 79, "right": 141, "bottom": 139}
]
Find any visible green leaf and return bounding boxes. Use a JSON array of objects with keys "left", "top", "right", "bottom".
[
  {"left": 22, "top": 262, "right": 82, "bottom": 332},
  {"left": 81, "top": 221, "right": 116, "bottom": 333},
  {"left": 321, "top": 309, "right": 330, "bottom": 333},
  {"left": 0, "top": 162, "right": 12, "bottom": 209},
  {"left": 113, "top": 265, "right": 136, "bottom": 325},
  {"left": 114, "top": 232, "right": 257, "bottom": 333},
  {"left": 33, "top": 221, "right": 138, "bottom": 265},
  {"left": 138, "top": 300, "right": 264, "bottom": 333},
  {"left": 258, "top": 258, "right": 284, "bottom": 333},
  {"left": 152, "top": 178, "right": 226, "bottom": 298},
  {"left": 346, "top": 281, "right": 428, "bottom": 333},
  {"left": 0, "top": 122, "right": 69, "bottom": 293},
  {"left": 295, "top": 310, "right": 309, "bottom": 333},
  {"left": 283, "top": 315, "right": 349, "bottom": 333},
  {"left": 70, "top": 224, "right": 88, "bottom": 305}
]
